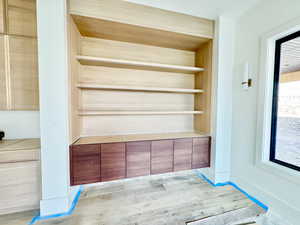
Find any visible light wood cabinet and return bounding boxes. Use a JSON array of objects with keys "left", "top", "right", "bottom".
[
  {"left": 0, "top": 139, "right": 40, "bottom": 215},
  {"left": 9, "top": 36, "right": 39, "bottom": 110},
  {"left": 7, "top": 0, "right": 37, "bottom": 37},
  {"left": 0, "top": 0, "right": 38, "bottom": 111}
]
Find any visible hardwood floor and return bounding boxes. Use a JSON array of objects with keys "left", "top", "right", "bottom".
[{"left": 0, "top": 170, "right": 265, "bottom": 225}]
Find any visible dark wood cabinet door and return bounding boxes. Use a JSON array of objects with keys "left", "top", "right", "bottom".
[
  {"left": 101, "top": 143, "right": 126, "bottom": 181},
  {"left": 126, "top": 141, "right": 151, "bottom": 178},
  {"left": 192, "top": 137, "right": 210, "bottom": 169},
  {"left": 174, "top": 138, "right": 192, "bottom": 171},
  {"left": 151, "top": 140, "right": 173, "bottom": 174},
  {"left": 71, "top": 144, "right": 101, "bottom": 185}
]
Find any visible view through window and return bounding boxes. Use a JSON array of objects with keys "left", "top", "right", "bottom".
[{"left": 270, "top": 31, "right": 300, "bottom": 171}]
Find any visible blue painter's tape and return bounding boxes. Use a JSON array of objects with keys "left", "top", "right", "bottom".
[
  {"left": 28, "top": 186, "right": 83, "bottom": 225},
  {"left": 194, "top": 171, "right": 269, "bottom": 211}
]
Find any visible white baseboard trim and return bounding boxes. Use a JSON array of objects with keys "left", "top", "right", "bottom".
[
  {"left": 232, "top": 175, "right": 299, "bottom": 225},
  {"left": 40, "top": 196, "right": 70, "bottom": 216}
]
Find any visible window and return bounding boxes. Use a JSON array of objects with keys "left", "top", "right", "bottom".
[{"left": 270, "top": 30, "right": 300, "bottom": 171}]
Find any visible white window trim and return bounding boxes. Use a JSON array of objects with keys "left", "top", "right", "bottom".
[{"left": 256, "top": 17, "right": 300, "bottom": 185}]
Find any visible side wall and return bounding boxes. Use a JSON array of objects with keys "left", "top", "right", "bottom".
[
  {"left": 0, "top": 111, "right": 39, "bottom": 139},
  {"left": 231, "top": 0, "right": 300, "bottom": 224}
]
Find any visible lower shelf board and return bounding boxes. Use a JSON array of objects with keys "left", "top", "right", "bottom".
[
  {"left": 74, "top": 131, "right": 210, "bottom": 145},
  {"left": 77, "top": 83, "right": 204, "bottom": 94},
  {"left": 78, "top": 111, "right": 204, "bottom": 116}
]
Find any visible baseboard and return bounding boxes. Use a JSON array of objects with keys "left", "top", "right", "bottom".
[
  {"left": 232, "top": 175, "right": 299, "bottom": 225},
  {"left": 29, "top": 186, "right": 82, "bottom": 225}
]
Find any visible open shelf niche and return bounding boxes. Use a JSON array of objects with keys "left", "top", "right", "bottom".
[{"left": 68, "top": 0, "right": 214, "bottom": 144}]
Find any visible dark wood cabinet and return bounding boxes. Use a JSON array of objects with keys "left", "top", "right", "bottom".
[
  {"left": 192, "top": 137, "right": 210, "bottom": 169},
  {"left": 70, "top": 136, "right": 211, "bottom": 185},
  {"left": 101, "top": 143, "right": 126, "bottom": 182},
  {"left": 151, "top": 140, "right": 174, "bottom": 174},
  {"left": 71, "top": 144, "right": 101, "bottom": 185},
  {"left": 126, "top": 141, "right": 151, "bottom": 178},
  {"left": 174, "top": 138, "right": 192, "bottom": 171}
]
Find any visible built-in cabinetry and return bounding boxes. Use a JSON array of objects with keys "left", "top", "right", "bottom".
[
  {"left": 0, "top": 139, "right": 40, "bottom": 215},
  {"left": 0, "top": 0, "right": 38, "bottom": 110},
  {"left": 68, "top": 0, "right": 214, "bottom": 185},
  {"left": 70, "top": 135, "right": 210, "bottom": 185}
]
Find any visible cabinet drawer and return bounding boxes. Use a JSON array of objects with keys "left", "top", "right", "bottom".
[
  {"left": 126, "top": 141, "right": 151, "bottom": 178},
  {"left": 151, "top": 140, "right": 173, "bottom": 174},
  {"left": 101, "top": 143, "right": 126, "bottom": 182},
  {"left": 174, "top": 138, "right": 192, "bottom": 171},
  {"left": 192, "top": 137, "right": 210, "bottom": 169}
]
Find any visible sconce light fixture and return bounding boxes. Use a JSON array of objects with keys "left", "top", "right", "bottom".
[{"left": 242, "top": 62, "right": 252, "bottom": 90}]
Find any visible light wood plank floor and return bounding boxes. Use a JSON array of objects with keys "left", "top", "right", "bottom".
[{"left": 0, "top": 170, "right": 265, "bottom": 225}]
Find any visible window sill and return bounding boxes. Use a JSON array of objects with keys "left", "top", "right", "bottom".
[{"left": 257, "top": 160, "right": 300, "bottom": 186}]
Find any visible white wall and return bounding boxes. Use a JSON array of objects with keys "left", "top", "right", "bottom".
[
  {"left": 231, "top": 0, "right": 300, "bottom": 224},
  {"left": 0, "top": 111, "right": 40, "bottom": 139},
  {"left": 127, "top": 0, "right": 260, "bottom": 20}
]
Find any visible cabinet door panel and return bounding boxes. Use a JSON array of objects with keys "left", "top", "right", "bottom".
[
  {"left": 101, "top": 143, "right": 126, "bottom": 181},
  {"left": 126, "top": 141, "right": 150, "bottom": 178},
  {"left": 0, "top": 0, "right": 4, "bottom": 33},
  {"left": 174, "top": 138, "right": 192, "bottom": 171},
  {"left": 151, "top": 140, "right": 173, "bottom": 174},
  {"left": 9, "top": 36, "right": 39, "bottom": 110},
  {"left": 192, "top": 137, "right": 210, "bottom": 169},
  {"left": 71, "top": 144, "right": 101, "bottom": 185},
  {"left": 7, "top": 0, "right": 37, "bottom": 37}
]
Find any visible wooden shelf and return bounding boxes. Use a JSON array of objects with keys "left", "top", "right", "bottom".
[
  {"left": 76, "top": 56, "right": 204, "bottom": 74},
  {"left": 78, "top": 111, "right": 204, "bottom": 116},
  {"left": 74, "top": 132, "right": 210, "bottom": 145},
  {"left": 70, "top": 12, "right": 212, "bottom": 51},
  {"left": 77, "top": 83, "right": 204, "bottom": 94}
]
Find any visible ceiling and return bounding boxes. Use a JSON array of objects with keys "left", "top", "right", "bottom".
[
  {"left": 281, "top": 37, "right": 300, "bottom": 74},
  {"left": 126, "top": 0, "right": 261, "bottom": 20}
]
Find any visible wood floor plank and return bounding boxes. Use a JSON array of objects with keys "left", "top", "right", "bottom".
[{"left": 1, "top": 170, "right": 265, "bottom": 225}]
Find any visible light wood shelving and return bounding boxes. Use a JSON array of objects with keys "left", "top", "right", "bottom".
[
  {"left": 78, "top": 111, "right": 204, "bottom": 116},
  {"left": 76, "top": 55, "right": 204, "bottom": 74},
  {"left": 68, "top": 0, "right": 214, "bottom": 142},
  {"left": 77, "top": 83, "right": 204, "bottom": 94}
]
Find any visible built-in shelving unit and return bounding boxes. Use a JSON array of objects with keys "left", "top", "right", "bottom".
[
  {"left": 68, "top": 0, "right": 214, "bottom": 142},
  {"left": 77, "top": 84, "right": 204, "bottom": 94},
  {"left": 67, "top": 0, "right": 214, "bottom": 186}
]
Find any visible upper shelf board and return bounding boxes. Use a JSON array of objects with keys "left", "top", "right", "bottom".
[
  {"left": 69, "top": 0, "right": 214, "bottom": 51},
  {"left": 76, "top": 56, "right": 204, "bottom": 74},
  {"left": 71, "top": 15, "right": 211, "bottom": 51},
  {"left": 77, "top": 84, "right": 204, "bottom": 94}
]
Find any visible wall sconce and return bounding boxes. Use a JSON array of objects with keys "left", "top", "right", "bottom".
[{"left": 242, "top": 62, "right": 252, "bottom": 90}]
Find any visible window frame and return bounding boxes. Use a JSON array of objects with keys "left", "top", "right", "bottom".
[
  {"left": 270, "top": 30, "right": 300, "bottom": 172},
  {"left": 256, "top": 18, "right": 300, "bottom": 184}
]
